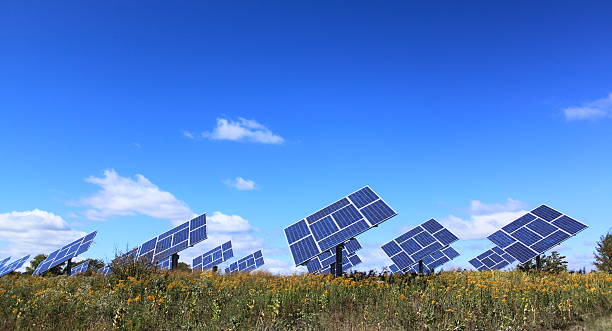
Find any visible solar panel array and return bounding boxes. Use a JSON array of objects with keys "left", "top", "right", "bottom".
[
  {"left": 285, "top": 186, "right": 397, "bottom": 266},
  {"left": 70, "top": 261, "right": 90, "bottom": 276},
  {"left": 469, "top": 246, "right": 516, "bottom": 271},
  {"left": 0, "top": 255, "right": 30, "bottom": 277},
  {"left": 192, "top": 241, "right": 233, "bottom": 272},
  {"left": 225, "top": 250, "right": 264, "bottom": 273},
  {"left": 381, "top": 219, "right": 459, "bottom": 271},
  {"left": 318, "top": 254, "right": 362, "bottom": 274},
  {"left": 306, "top": 238, "right": 362, "bottom": 273},
  {"left": 0, "top": 257, "right": 10, "bottom": 268},
  {"left": 33, "top": 231, "right": 97, "bottom": 275},
  {"left": 98, "top": 265, "right": 112, "bottom": 276},
  {"left": 406, "top": 246, "right": 460, "bottom": 273},
  {"left": 128, "top": 214, "right": 207, "bottom": 264},
  {"left": 487, "top": 205, "right": 588, "bottom": 264}
]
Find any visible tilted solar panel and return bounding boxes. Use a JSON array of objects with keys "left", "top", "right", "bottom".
[
  {"left": 381, "top": 219, "right": 459, "bottom": 271},
  {"left": 157, "top": 256, "right": 172, "bottom": 270},
  {"left": 123, "top": 214, "right": 207, "bottom": 265},
  {"left": 318, "top": 254, "right": 362, "bottom": 274},
  {"left": 285, "top": 186, "right": 397, "bottom": 266},
  {"left": 406, "top": 246, "right": 461, "bottom": 273},
  {"left": 0, "top": 257, "right": 10, "bottom": 268},
  {"left": 0, "top": 255, "right": 30, "bottom": 277},
  {"left": 98, "top": 265, "right": 112, "bottom": 276},
  {"left": 70, "top": 261, "right": 90, "bottom": 276},
  {"left": 388, "top": 264, "right": 403, "bottom": 274},
  {"left": 33, "top": 231, "right": 97, "bottom": 275},
  {"left": 469, "top": 246, "right": 516, "bottom": 271},
  {"left": 224, "top": 250, "right": 264, "bottom": 273},
  {"left": 487, "top": 205, "right": 588, "bottom": 264},
  {"left": 192, "top": 241, "right": 233, "bottom": 272},
  {"left": 305, "top": 238, "right": 362, "bottom": 273}
]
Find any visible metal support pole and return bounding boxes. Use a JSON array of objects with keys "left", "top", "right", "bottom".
[
  {"left": 65, "top": 258, "right": 73, "bottom": 276},
  {"left": 334, "top": 243, "right": 344, "bottom": 277},
  {"left": 212, "top": 266, "right": 218, "bottom": 273},
  {"left": 171, "top": 253, "right": 179, "bottom": 270},
  {"left": 418, "top": 260, "right": 424, "bottom": 274},
  {"left": 535, "top": 255, "right": 541, "bottom": 271},
  {"left": 329, "top": 263, "right": 335, "bottom": 275}
]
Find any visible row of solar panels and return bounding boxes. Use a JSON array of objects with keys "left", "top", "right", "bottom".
[
  {"left": 284, "top": 187, "right": 588, "bottom": 275},
  {"left": 0, "top": 213, "right": 266, "bottom": 277}
]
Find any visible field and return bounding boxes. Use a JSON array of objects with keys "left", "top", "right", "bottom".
[{"left": 1, "top": 270, "right": 610, "bottom": 330}]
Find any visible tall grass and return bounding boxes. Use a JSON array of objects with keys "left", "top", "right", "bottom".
[{"left": 0, "top": 271, "right": 610, "bottom": 330}]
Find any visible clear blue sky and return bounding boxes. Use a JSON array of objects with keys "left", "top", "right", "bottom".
[{"left": 1, "top": 1, "right": 611, "bottom": 273}]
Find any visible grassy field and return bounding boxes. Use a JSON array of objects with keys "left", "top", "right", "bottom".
[{"left": 0, "top": 270, "right": 610, "bottom": 330}]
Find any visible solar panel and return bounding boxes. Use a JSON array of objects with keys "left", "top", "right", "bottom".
[
  {"left": 318, "top": 254, "right": 362, "bottom": 274},
  {"left": 468, "top": 246, "right": 516, "bottom": 271},
  {"left": 124, "top": 214, "right": 207, "bottom": 264},
  {"left": 381, "top": 219, "right": 459, "bottom": 271},
  {"left": 70, "top": 261, "right": 90, "bottom": 276},
  {"left": 224, "top": 250, "right": 264, "bottom": 273},
  {"left": 405, "top": 246, "right": 460, "bottom": 273},
  {"left": 0, "top": 255, "right": 30, "bottom": 277},
  {"left": 157, "top": 256, "right": 172, "bottom": 270},
  {"left": 306, "top": 238, "right": 362, "bottom": 273},
  {"left": 285, "top": 186, "right": 397, "bottom": 266},
  {"left": 192, "top": 241, "right": 234, "bottom": 272},
  {"left": 97, "top": 265, "right": 112, "bottom": 276},
  {"left": 0, "top": 257, "right": 10, "bottom": 268},
  {"left": 33, "top": 231, "right": 97, "bottom": 275},
  {"left": 487, "top": 205, "right": 588, "bottom": 264},
  {"left": 388, "top": 264, "right": 403, "bottom": 274}
]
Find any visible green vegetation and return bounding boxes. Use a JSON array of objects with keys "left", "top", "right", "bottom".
[
  {"left": 517, "top": 250, "right": 568, "bottom": 273},
  {"left": 594, "top": 232, "right": 612, "bottom": 273},
  {"left": 0, "top": 270, "right": 610, "bottom": 330}
]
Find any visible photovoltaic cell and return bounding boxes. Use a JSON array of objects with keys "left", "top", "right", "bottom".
[
  {"left": 33, "top": 231, "right": 97, "bottom": 275},
  {"left": 70, "top": 261, "right": 90, "bottom": 276},
  {"left": 318, "top": 254, "right": 362, "bottom": 274},
  {"left": 406, "top": 246, "right": 460, "bottom": 273},
  {"left": 98, "top": 265, "right": 112, "bottom": 276},
  {"left": 0, "top": 257, "right": 10, "bottom": 268},
  {"left": 192, "top": 241, "right": 234, "bottom": 272},
  {"left": 124, "top": 214, "right": 207, "bottom": 265},
  {"left": 306, "top": 238, "right": 362, "bottom": 273},
  {"left": 0, "top": 255, "right": 30, "bottom": 277},
  {"left": 469, "top": 247, "right": 514, "bottom": 271},
  {"left": 224, "top": 250, "right": 264, "bottom": 273},
  {"left": 382, "top": 219, "right": 459, "bottom": 271},
  {"left": 487, "top": 205, "right": 587, "bottom": 264},
  {"left": 285, "top": 186, "right": 397, "bottom": 266},
  {"left": 157, "top": 256, "right": 172, "bottom": 270}
]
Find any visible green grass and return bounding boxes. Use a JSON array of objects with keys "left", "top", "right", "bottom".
[{"left": 0, "top": 270, "right": 610, "bottom": 330}]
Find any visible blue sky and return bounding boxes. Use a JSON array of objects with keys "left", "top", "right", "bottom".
[{"left": 1, "top": 1, "right": 611, "bottom": 273}]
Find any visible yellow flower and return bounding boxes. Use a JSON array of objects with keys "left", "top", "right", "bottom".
[
  {"left": 135, "top": 296, "right": 141, "bottom": 301},
  {"left": 158, "top": 298, "right": 165, "bottom": 303},
  {"left": 445, "top": 309, "right": 455, "bottom": 313},
  {"left": 147, "top": 295, "right": 155, "bottom": 301},
  {"left": 127, "top": 298, "right": 133, "bottom": 303}
]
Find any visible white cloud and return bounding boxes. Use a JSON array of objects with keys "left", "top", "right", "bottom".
[
  {"left": 0, "top": 209, "right": 87, "bottom": 263},
  {"left": 182, "top": 130, "right": 195, "bottom": 139},
  {"left": 441, "top": 210, "right": 527, "bottom": 240},
  {"left": 563, "top": 93, "right": 612, "bottom": 121},
  {"left": 81, "top": 169, "right": 194, "bottom": 222},
  {"left": 224, "top": 177, "right": 256, "bottom": 191},
  {"left": 203, "top": 118, "right": 284, "bottom": 144},
  {"left": 469, "top": 198, "right": 526, "bottom": 214}
]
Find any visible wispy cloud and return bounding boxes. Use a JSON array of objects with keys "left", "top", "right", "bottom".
[
  {"left": 202, "top": 118, "right": 284, "bottom": 144},
  {"left": 182, "top": 130, "right": 195, "bottom": 139},
  {"left": 81, "top": 169, "right": 194, "bottom": 222},
  {"left": 469, "top": 198, "right": 526, "bottom": 214},
  {"left": 224, "top": 177, "right": 256, "bottom": 191},
  {"left": 563, "top": 93, "right": 612, "bottom": 121}
]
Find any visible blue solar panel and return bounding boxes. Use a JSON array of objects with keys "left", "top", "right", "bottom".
[
  {"left": 469, "top": 247, "right": 514, "bottom": 271},
  {"left": 407, "top": 246, "right": 460, "bottom": 273},
  {"left": 97, "top": 265, "right": 112, "bottom": 276},
  {"left": 224, "top": 250, "right": 264, "bottom": 273},
  {"left": 123, "top": 214, "right": 207, "bottom": 265},
  {"left": 0, "top": 257, "right": 10, "bottom": 268},
  {"left": 157, "top": 256, "right": 172, "bottom": 270},
  {"left": 318, "top": 254, "right": 362, "bottom": 274},
  {"left": 70, "top": 261, "right": 90, "bottom": 276},
  {"left": 33, "top": 231, "right": 97, "bottom": 275},
  {"left": 388, "top": 264, "right": 403, "bottom": 274},
  {"left": 192, "top": 241, "right": 234, "bottom": 272},
  {"left": 0, "top": 255, "right": 30, "bottom": 277},
  {"left": 306, "top": 238, "right": 362, "bottom": 273},
  {"left": 486, "top": 205, "right": 588, "bottom": 264},
  {"left": 382, "top": 219, "right": 459, "bottom": 271},
  {"left": 285, "top": 186, "right": 397, "bottom": 265}
]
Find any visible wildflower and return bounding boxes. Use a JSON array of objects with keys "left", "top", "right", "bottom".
[
  {"left": 135, "top": 296, "right": 141, "bottom": 301},
  {"left": 147, "top": 295, "right": 155, "bottom": 301},
  {"left": 445, "top": 309, "right": 455, "bottom": 313}
]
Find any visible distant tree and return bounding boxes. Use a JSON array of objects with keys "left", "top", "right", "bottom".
[
  {"left": 517, "top": 251, "right": 568, "bottom": 273},
  {"left": 85, "top": 258, "right": 105, "bottom": 271},
  {"left": 593, "top": 232, "right": 612, "bottom": 273},
  {"left": 175, "top": 262, "right": 191, "bottom": 272},
  {"left": 25, "top": 254, "right": 65, "bottom": 275}
]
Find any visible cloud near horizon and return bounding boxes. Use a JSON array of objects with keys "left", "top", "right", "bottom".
[{"left": 563, "top": 93, "right": 612, "bottom": 121}]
